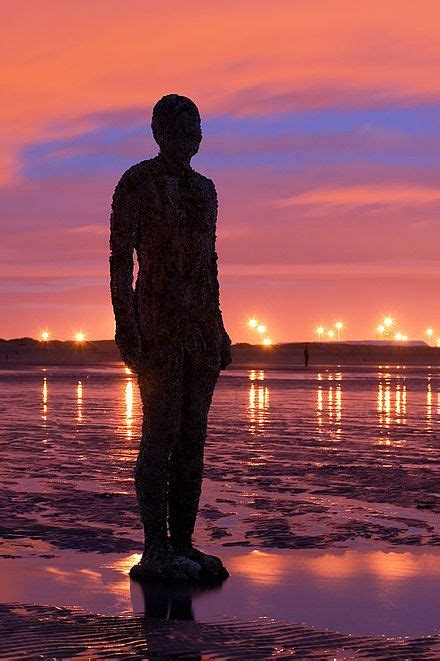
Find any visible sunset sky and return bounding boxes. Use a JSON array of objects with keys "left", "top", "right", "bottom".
[{"left": 3, "top": 1, "right": 440, "bottom": 342}]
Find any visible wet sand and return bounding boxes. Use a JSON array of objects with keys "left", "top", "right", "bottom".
[{"left": 0, "top": 365, "right": 439, "bottom": 657}]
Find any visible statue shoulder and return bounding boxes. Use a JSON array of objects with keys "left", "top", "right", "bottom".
[
  {"left": 192, "top": 170, "right": 217, "bottom": 199},
  {"left": 115, "top": 159, "right": 154, "bottom": 193}
]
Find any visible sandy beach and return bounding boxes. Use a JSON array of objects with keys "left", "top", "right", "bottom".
[{"left": 0, "top": 363, "right": 438, "bottom": 657}]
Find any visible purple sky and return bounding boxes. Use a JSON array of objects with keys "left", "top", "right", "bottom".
[{"left": 2, "top": 1, "right": 440, "bottom": 343}]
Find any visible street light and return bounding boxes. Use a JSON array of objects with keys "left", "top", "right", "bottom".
[
  {"left": 426, "top": 328, "right": 434, "bottom": 346},
  {"left": 335, "top": 321, "right": 343, "bottom": 340},
  {"left": 377, "top": 324, "right": 385, "bottom": 339},
  {"left": 40, "top": 331, "right": 50, "bottom": 342},
  {"left": 257, "top": 324, "right": 266, "bottom": 334},
  {"left": 262, "top": 338, "right": 272, "bottom": 346},
  {"left": 327, "top": 330, "right": 335, "bottom": 340},
  {"left": 248, "top": 319, "right": 258, "bottom": 329},
  {"left": 75, "top": 332, "right": 86, "bottom": 343},
  {"left": 316, "top": 326, "right": 324, "bottom": 339}
]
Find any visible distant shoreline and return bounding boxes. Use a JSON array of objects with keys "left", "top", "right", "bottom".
[{"left": 1, "top": 337, "right": 440, "bottom": 367}]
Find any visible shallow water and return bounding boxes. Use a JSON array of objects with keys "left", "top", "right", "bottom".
[
  {"left": 0, "top": 364, "right": 439, "bottom": 649},
  {"left": 0, "top": 547, "right": 438, "bottom": 637}
]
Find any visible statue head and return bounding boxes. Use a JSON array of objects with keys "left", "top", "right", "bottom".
[{"left": 152, "top": 94, "right": 202, "bottom": 164}]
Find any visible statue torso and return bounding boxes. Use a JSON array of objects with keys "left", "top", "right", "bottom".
[{"left": 124, "top": 158, "right": 222, "bottom": 350}]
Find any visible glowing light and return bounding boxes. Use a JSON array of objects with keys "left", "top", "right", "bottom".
[
  {"left": 247, "top": 382, "right": 270, "bottom": 435},
  {"left": 249, "top": 370, "right": 265, "bottom": 381},
  {"left": 394, "top": 332, "right": 403, "bottom": 341},
  {"left": 125, "top": 367, "right": 132, "bottom": 375},
  {"left": 40, "top": 331, "right": 50, "bottom": 342},
  {"left": 384, "top": 317, "right": 393, "bottom": 327},
  {"left": 76, "top": 380, "right": 83, "bottom": 422},
  {"left": 125, "top": 378, "right": 133, "bottom": 438},
  {"left": 335, "top": 321, "right": 343, "bottom": 340},
  {"left": 257, "top": 324, "right": 266, "bottom": 334},
  {"left": 426, "top": 328, "right": 434, "bottom": 346},
  {"left": 316, "top": 326, "right": 324, "bottom": 337},
  {"left": 262, "top": 338, "right": 272, "bottom": 346},
  {"left": 377, "top": 324, "right": 385, "bottom": 333},
  {"left": 327, "top": 330, "right": 335, "bottom": 339},
  {"left": 75, "top": 332, "right": 86, "bottom": 343},
  {"left": 42, "top": 376, "right": 48, "bottom": 421},
  {"left": 401, "top": 335, "right": 408, "bottom": 342},
  {"left": 248, "top": 319, "right": 258, "bottom": 329}
]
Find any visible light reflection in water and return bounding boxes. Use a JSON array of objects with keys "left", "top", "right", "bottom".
[
  {"left": 315, "top": 373, "right": 342, "bottom": 441},
  {"left": 76, "top": 380, "right": 83, "bottom": 422},
  {"left": 426, "top": 377, "right": 432, "bottom": 430},
  {"left": 41, "top": 374, "right": 48, "bottom": 423},
  {"left": 249, "top": 369, "right": 265, "bottom": 381},
  {"left": 125, "top": 378, "right": 134, "bottom": 439},
  {"left": 228, "top": 549, "right": 439, "bottom": 586},
  {"left": 376, "top": 371, "right": 409, "bottom": 446},
  {"left": 247, "top": 370, "right": 269, "bottom": 435}
]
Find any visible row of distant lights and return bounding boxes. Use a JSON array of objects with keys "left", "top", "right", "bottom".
[
  {"left": 316, "top": 317, "right": 440, "bottom": 345},
  {"left": 376, "top": 317, "right": 440, "bottom": 345},
  {"left": 375, "top": 317, "right": 408, "bottom": 341},
  {"left": 316, "top": 322, "right": 344, "bottom": 340},
  {"left": 40, "top": 331, "right": 86, "bottom": 343},
  {"left": 41, "top": 321, "right": 440, "bottom": 347},
  {"left": 248, "top": 319, "right": 272, "bottom": 346}
]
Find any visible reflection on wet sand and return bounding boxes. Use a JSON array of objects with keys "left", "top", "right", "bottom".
[
  {"left": 41, "top": 373, "right": 48, "bottom": 423},
  {"left": 247, "top": 370, "right": 269, "bottom": 435},
  {"left": 375, "top": 369, "right": 440, "bottom": 444},
  {"left": 1, "top": 547, "right": 438, "bottom": 637},
  {"left": 125, "top": 377, "right": 134, "bottom": 439},
  {"left": 229, "top": 548, "right": 440, "bottom": 584},
  {"left": 76, "top": 380, "right": 83, "bottom": 423},
  {"left": 1, "top": 364, "right": 439, "bottom": 644},
  {"left": 426, "top": 377, "right": 432, "bottom": 430},
  {"left": 376, "top": 371, "right": 409, "bottom": 445},
  {"left": 315, "top": 372, "right": 342, "bottom": 441}
]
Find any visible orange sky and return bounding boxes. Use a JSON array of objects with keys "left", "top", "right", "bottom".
[{"left": 2, "top": 1, "right": 440, "bottom": 342}]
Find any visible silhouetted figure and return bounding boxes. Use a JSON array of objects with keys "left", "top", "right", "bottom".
[
  {"left": 110, "top": 95, "right": 231, "bottom": 582},
  {"left": 304, "top": 344, "right": 309, "bottom": 368}
]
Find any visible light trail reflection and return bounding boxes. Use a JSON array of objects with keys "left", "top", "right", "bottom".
[
  {"left": 247, "top": 370, "right": 270, "bottom": 435},
  {"left": 125, "top": 378, "right": 134, "bottom": 439},
  {"left": 376, "top": 370, "right": 409, "bottom": 446},
  {"left": 228, "top": 549, "right": 440, "bottom": 585},
  {"left": 315, "top": 373, "right": 342, "bottom": 441},
  {"left": 41, "top": 375, "right": 48, "bottom": 423},
  {"left": 426, "top": 377, "right": 432, "bottom": 431},
  {"left": 76, "top": 380, "right": 83, "bottom": 423}
]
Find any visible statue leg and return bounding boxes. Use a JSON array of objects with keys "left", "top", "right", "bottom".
[
  {"left": 168, "top": 352, "right": 228, "bottom": 582},
  {"left": 130, "top": 361, "right": 201, "bottom": 582}
]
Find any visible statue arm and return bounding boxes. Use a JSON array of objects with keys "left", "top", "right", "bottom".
[
  {"left": 209, "top": 181, "right": 232, "bottom": 369},
  {"left": 109, "top": 171, "right": 142, "bottom": 371}
]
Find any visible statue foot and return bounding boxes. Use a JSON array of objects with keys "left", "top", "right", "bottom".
[
  {"left": 129, "top": 544, "right": 201, "bottom": 582},
  {"left": 172, "top": 544, "right": 229, "bottom": 583}
]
